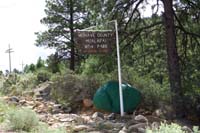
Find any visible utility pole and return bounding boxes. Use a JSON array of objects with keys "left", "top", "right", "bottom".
[
  {"left": 20, "top": 61, "right": 24, "bottom": 72},
  {"left": 5, "top": 44, "right": 14, "bottom": 73}
]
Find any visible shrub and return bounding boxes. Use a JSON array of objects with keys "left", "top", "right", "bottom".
[
  {"left": 18, "top": 73, "right": 37, "bottom": 90},
  {"left": 50, "top": 73, "right": 101, "bottom": 111},
  {"left": 0, "top": 73, "right": 38, "bottom": 96},
  {"left": 7, "top": 108, "right": 39, "bottom": 132},
  {"left": 36, "top": 70, "right": 52, "bottom": 83},
  {"left": 146, "top": 123, "right": 184, "bottom": 133},
  {"left": 1, "top": 74, "right": 20, "bottom": 94},
  {"left": 120, "top": 66, "right": 171, "bottom": 110},
  {"left": 193, "top": 126, "right": 200, "bottom": 133},
  {"left": 81, "top": 65, "right": 171, "bottom": 111},
  {"left": 146, "top": 123, "right": 200, "bottom": 133},
  {"left": 0, "top": 99, "right": 11, "bottom": 123},
  {"left": 80, "top": 55, "right": 116, "bottom": 75}
]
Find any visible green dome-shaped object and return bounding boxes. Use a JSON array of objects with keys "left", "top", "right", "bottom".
[{"left": 93, "top": 81, "right": 141, "bottom": 113}]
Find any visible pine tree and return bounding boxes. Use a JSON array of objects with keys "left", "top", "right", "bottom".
[{"left": 35, "top": 0, "right": 88, "bottom": 70}]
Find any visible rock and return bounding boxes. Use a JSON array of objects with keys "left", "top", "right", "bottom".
[
  {"left": 134, "top": 115, "right": 148, "bottom": 123},
  {"left": 34, "top": 101, "right": 43, "bottom": 107},
  {"left": 73, "top": 125, "right": 90, "bottom": 132},
  {"left": 83, "top": 99, "right": 93, "bottom": 108},
  {"left": 26, "top": 105, "right": 34, "bottom": 109},
  {"left": 34, "top": 82, "right": 51, "bottom": 99},
  {"left": 103, "top": 121, "right": 115, "bottom": 129},
  {"left": 146, "top": 115, "right": 163, "bottom": 123},
  {"left": 127, "top": 120, "right": 140, "bottom": 127},
  {"left": 51, "top": 122, "right": 71, "bottom": 128},
  {"left": 92, "top": 112, "right": 104, "bottom": 120},
  {"left": 9, "top": 96, "right": 19, "bottom": 103},
  {"left": 25, "top": 100, "right": 35, "bottom": 106},
  {"left": 52, "top": 108, "right": 63, "bottom": 114},
  {"left": 54, "top": 114, "right": 84, "bottom": 124},
  {"left": 119, "top": 130, "right": 127, "bottom": 133},
  {"left": 128, "top": 123, "right": 147, "bottom": 133},
  {"left": 151, "top": 122, "right": 160, "bottom": 129},
  {"left": 119, "top": 114, "right": 133, "bottom": 122},
  {"left": 107, "top": 113, "right": 116, "bottom": 120},
  {"left": 51, "top": 104, "right": 63, "bottom": 114},
  {"left": 37, "top": 104, "right": 45, "bottom": 109},
  {"left": 63, "top": 107, "right": 72, "bottom": 113},
  {"left": 113, "top": 122, "right": 125, "bottom": 129},
  {"left": 181, "top": 126, "right": 193, "bottom": 133},
  {"left": 138, "top": 127, "right": 145, "bottom": 133},
  {"left": 59, "top": 118, "right": 72, "bottom": 122},
  {"left": 35, "top": 97, "right": 43, "bottom": 101},
  {"left": 153, "top": 109, "right": 163, "bottom": 117},
  {"left": 39, "top": 114, "right": 48, "bottom": 122},
  {"left": 87, "top": 131, "right": 102, "bottom": 133},
  {"left": 35, "top": 104, "right": 49, "bottom": 113},
  {"left": 53, "top": 104, "right": 62, "bottom": 109},
  {"left": 119, "top": 126, "right": 128, "bottom": 133},
  {"left": 107, "top": 129, "right": 121, "bottom": 133},
  {"left": 47, "top": 121, "right": 54, "bottom": 126},
  {"left": 81, "top": 115, "right": 94, "bottom": 124},
  {"left": 97, "top": 121, "right": 124, "bottom": 130},
  {"left": 19, "top": 99, "right": 26, "bottom": 105},
  {"left": 75, "top": 116, "right": 85, "bottom": 124}
]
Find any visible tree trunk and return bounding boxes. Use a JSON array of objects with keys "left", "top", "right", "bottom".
[
  {"left": 69, "top": 0, "right": 75, "bottom": 71},
  {"left": 162, "top": 0, "right": 184, "bottom": 118}
]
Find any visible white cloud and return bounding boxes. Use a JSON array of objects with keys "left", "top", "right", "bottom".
[{"left": 0, "top": 0, "right": 55, "bottom": 72}]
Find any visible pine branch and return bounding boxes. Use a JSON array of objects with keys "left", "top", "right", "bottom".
[{"left": 173, "top": 10, "right": 200, "bottom": 38}]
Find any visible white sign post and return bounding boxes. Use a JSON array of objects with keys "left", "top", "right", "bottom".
[{"left": 114, "top": 20, "right": 124, "bottom": 116}]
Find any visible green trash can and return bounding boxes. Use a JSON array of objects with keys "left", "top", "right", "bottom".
[{"left": 93, "top": 80, "right": 142, "bottom": 113}]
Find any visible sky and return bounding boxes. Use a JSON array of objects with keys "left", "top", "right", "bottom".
[
  {"left": 0, "top": 0, "right": 162, "bottom": 72},
  {"left": 0, "top": 0, "right": 55, "bottom": 72}
]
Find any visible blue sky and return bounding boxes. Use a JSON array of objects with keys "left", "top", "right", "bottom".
[{"left": 0, "top": 0, "right": 55, "bottom": 72}]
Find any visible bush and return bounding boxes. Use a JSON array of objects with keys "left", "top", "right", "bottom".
[
  {"left": 17, "top": 73, "right": 38, "bottom": 92},
  {"left": 120, "top": 66, "right": 171, "bottom": 110},
  {"left": 0, "top": 99, "right": 11, "bottom": 123},
  {"left": 0, "top": 73, "right": 38, "bottom": 96},
  {"left": 146, "top": 122, "right": 200, "bottom": 133},
  {"left": 193, "top": 126, "right": 200, "bottom": 133},
  {"left": 50, "top": 72, "right": 101, "bottom": 111},
  {"left": 81, "top": 65, "right": 171, "bottom": 111},
  {"left": 146, "top": 123, "right": 183, "bottom": 133},
  {"left": 37, "top": 70, "right": 52, "bottom": 83},
  {"left": 1, "top": 99, "right": 65, "bottom": 132},
  {"left": 1, "top": 74, "right": 20, "bottom": 94},
  {"left": 80, "top": 55, "right": 116, "bottom": 75},
  {"left": 7, "top": 108, "right": 39, "bottom": 132}
]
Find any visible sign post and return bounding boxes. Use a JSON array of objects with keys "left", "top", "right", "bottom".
[
  {"left": 75, "top": 20, "right": 124, "bottom": 116},
  {"left": 114, "top": 20, "right": 124, "bottom": 116}
]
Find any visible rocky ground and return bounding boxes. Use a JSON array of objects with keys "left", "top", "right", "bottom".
[
  {"left": 1, "top": 95, "right": 167, "bottom": 133},
  {"left": 0, "top": 84, "right": 197, "bottom": 133}
]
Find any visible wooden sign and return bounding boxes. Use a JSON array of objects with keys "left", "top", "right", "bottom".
[{"left": 74, "top": 31, "right": 116, "bottom": 54}]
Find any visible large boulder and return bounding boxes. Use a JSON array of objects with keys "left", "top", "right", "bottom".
[
  {"left": 34, "top": 82, "right": 52, "bottom": 100},
  {"left": 93, "top": 81, "right": 141, "bottom": 113}
]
